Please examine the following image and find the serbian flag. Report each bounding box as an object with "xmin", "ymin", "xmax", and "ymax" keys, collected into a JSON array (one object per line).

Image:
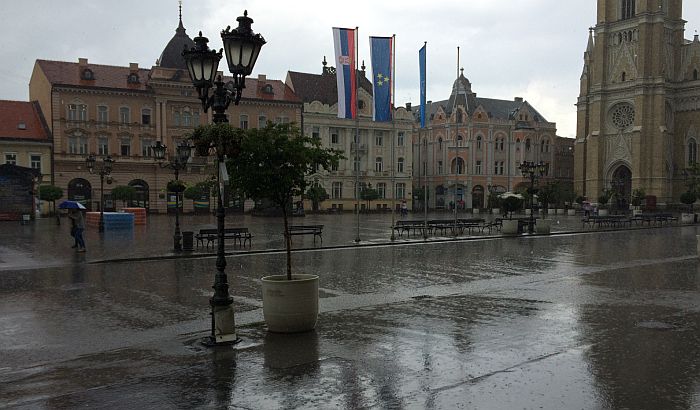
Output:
[
  {"xmin": 333, "ymin": 27, "xmax": 357, "ymax": 119},
  {"xmin": 419, "ymin": 43, "xmax": 427, "ymax": 128},
  {"xmin": 370, "ymin": 36, "xmax": 393, "ymax": 122}
]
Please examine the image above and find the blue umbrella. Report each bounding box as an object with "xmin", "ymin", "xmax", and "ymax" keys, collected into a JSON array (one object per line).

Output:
[{"xmin": 58, "ymin": 200, "xmax": 86, "ymax": 210}]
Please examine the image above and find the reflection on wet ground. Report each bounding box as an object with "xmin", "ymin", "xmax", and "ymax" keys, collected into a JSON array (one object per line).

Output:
[{"xmin": 0, "ymin": 215, "xmax": 699, "ymax": 408}]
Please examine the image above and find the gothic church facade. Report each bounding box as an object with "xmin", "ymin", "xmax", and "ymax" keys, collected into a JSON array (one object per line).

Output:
[{"xmin": 575, "ymin": 0, "xmax": 700, "ymax": 205}]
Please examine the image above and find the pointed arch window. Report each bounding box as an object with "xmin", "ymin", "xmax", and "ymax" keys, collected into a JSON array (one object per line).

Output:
[
  {"xmin": 621, "ymin": 0, "xmax": 635, "ymax": 20},
  {"xmin": 476, "ymin": 135, "xmax": 482, "ymax": 150},
  {"xmin": 689, "ymin": 138, "xmax": 698, "ymax": 165}
]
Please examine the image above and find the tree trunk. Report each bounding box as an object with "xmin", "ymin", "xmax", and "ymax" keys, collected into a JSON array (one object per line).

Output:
[{"xmin": 282, "ymin": 206, "xmax": 292, "ymax": 280}]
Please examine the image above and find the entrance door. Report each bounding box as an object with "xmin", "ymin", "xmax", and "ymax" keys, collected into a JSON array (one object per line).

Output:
[{"xmin": 611, "ymin": 165, "xmax": 632, "ymax": 213}]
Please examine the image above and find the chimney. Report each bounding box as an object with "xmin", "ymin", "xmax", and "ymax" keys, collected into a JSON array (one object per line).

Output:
[
  {"xmin": 129, "ymin": 63, "xmax": 139, "ymax": 72},
  {"xmin": 405, "ymin": 102, "xmax": 412, "ymax": 111},
  {"xmin": 514, "ymin": 97, "xmax": 523, "ymax": 102},
  {"xmin": 78, "ymin": 58, "xmax": 88, "ymax": 67},
  {"xmin": 258, "ymin": 74, "xmax": 266, "ymax": 82}
]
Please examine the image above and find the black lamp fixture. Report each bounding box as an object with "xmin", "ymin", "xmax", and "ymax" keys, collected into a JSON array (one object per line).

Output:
[
  {"xmin": 183, "ymin": 10, "xmax": 266, "ymax": 124},
  {"xmin": 182, "ymin": 10, "xmax": 264, "ymax": 346},
  {"xmin": 519, "ymin": 160, "xmax": 548, "ymax": 234},
  {"xmin": 153, "ymin": 140, "xmax": 192, "ymax": 252},
  {"xmin": 86, "ymin": 155, "xmax": 114, "ymax": 233}
]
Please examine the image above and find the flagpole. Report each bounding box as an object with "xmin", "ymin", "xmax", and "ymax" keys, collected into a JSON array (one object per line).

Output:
[
  {"xmin": 422, "ymin": 42, "xmax": 428, "ymax": 241},
  {"xmin": 390, "ymin": 34, "xmax": 396, "ymax": 241},
  {"xmin": 454, "ymin": 46, "xmax": 460, "ymax": 235},
  {"xmin": 354, "ymin": 26, "xmax": 361, "ymax": 243}
]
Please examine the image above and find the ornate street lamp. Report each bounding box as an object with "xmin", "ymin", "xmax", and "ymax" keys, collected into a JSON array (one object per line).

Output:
[
  {"xmin": 182, "ymin": 10, "xmax": 264, "ymax": 346},
  {"xmin": 153, "ymin": 140, "xmax": 192, "ymax": 252},
  {"xmin": 86, "ymin": 155, "xmax": 114, "ymax": 233},
  {"xmin": 519, "ymin": 161, "xmax": 548, "ymax": 234}
]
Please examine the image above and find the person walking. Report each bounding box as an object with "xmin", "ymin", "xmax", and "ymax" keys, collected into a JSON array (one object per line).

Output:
[
  {"xmin": 68, "ymin": 209, "xmax": 86, "ymax": 252},
  {"xmin": 69, "ymin": 216, "xmax": 78, "ymax": 248}
]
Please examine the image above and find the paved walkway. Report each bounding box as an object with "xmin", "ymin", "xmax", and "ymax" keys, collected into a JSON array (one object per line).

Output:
[{"xmin": 1, "ymin": 212, "xmax": 699, "ymax": 409}]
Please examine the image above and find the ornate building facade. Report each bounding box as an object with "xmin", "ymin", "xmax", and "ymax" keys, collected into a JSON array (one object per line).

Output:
[
  {"xmin": 286, "ymin": 61, "xmax": 414, "ymax": 212},
  {"xmin": 412, "ymin": 72, "xmax": 559, "ymax": 210},
  {"xmin": 28, "ymin": 13, "xmax": 301, "ymax": 213},
  {"xmin": 575, "ymin": 0, "xmax": 700, "ymax": 205}
]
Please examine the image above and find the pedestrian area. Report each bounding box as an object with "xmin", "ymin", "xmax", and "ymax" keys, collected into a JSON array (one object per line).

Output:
[{"xmin": 1, "ymin": 212, "xmax": 699, "ymax": 408}]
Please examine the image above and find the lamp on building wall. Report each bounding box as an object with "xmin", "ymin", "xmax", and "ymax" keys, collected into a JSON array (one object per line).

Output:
[
  {"xmin": 153, "ymin": 140, "xmax": 192, "ymax": 252},
  {"xmin": 182, "ymin": 10, "xmax": 264, "ymax": 346},
  {"xmin": 519, "ymin": 160, "xmax": 548, "ymax": 234},
  {"xmin": 85, "ymin": 155, "xmax": 114, "ymax": 233}
]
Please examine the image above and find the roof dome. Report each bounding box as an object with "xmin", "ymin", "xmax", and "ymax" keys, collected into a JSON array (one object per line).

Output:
[
  {"xmin": 158, "ymin": 13, "xmax": 194, "ymax": 70},
  {"xmin": 451, "ymin": 71, "xmax": 472, "ymax": 94}
]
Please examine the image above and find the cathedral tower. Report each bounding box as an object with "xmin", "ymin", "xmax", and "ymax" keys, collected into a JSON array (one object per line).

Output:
[{"xmin": 575, "ymin": 0, "xmax": 695, "ymax": 205}]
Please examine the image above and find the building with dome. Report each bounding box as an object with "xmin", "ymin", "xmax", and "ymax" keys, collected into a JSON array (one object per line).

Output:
[
  {"xmin": 412, "ymin": 70, "xmax": 562, "ymax": 210},
  {"xmin": 575, "ymin": 0, "xmax": 700, "ymax": 206},
  {"xmin": 28, "ymin": 8, "xmax": 301, "ymax": 213}
]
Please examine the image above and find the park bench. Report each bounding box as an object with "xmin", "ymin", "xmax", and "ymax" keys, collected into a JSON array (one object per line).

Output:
[
  {"xmin": 195, "ymin": 227, "xmax": 252, "ymax": 249},
  {"xmin": 480, "ymin": 218, "xmax": 503, "ymax": 234},
  {"xmin": 288, "ymin": 225, "xmax": 324, "ymax": 243},
  {"xmin": 631, "ymin": 213, "xmax": 678, "ymax": 227},
  {"xmin": 393, "ymin": 220, "xmax": 430, "ymax": 238},
  {"xmin": 582, "ymin": 215, "xmax": 632, "ymax": 229}
]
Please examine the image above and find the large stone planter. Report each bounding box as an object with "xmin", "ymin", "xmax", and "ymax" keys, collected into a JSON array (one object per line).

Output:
[
  {"xmin": 525, "ymin": 209, "xmax": 532, "ymax": 216},
  {"xmin": 502, "ymin": 219, "xmax": 520, "ymax": 235},
  {"xmin": 261, "ymin": 274, "xmax": 319, "ymax": 333},
  {"xmin": 472, "ymin": 208, "xmax": 480, "ymax": 214},
  {"xmin": 556, "ymin": 209, "xmax": 565, "ymax": 215},
  {"xmin": 536, "ymin": 219, "xmax": 551, "ymax": 234},
  {"xmin": 491, "ymin": 208, "xmax": 500, "ymax": 215},
  {"xmin": 681, "ymin": 213, "xmax": 694, "ymax": 224},
  {"xmin": 567, "ymin": 209, "xmax": 576, "ymax": 216},
  {"xmin": 632, "ymin": 209, "xmax": 642, "ymax": 216},
  {"xmin": 598, "ymin": 209, "xmax": 609, "ymax": 216}
]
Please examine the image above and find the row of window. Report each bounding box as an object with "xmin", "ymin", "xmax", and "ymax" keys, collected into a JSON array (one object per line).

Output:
[
  {"xmin": 331, "ymin": 182, "xmax": 406, "ymax": 199},
  {"xmin": 67, "ymin": 104, "xmax": 154, "ymax": 125},
  {"xmin": 325, "ymin": 129, "xmax": 407, "ymax": 147},
  {"xmin": 426, "ymin": 137, "xmax": 551, "ymax": 153},
  {"xmin": 66, "ymin": 135, "xmax": 158, "ymax": 157},
  {"xmin": 4, "ymin": 153, "xmax": 42, "ymax": 172},
  {"xmin": 426, "ymin": 158, "xmax": 545, "ymax": 177},
  {"xmin": 239, "ymin": 114, "xmax": 290, "ymax": 129}
]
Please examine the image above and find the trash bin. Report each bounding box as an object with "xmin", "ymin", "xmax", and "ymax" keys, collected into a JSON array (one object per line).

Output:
[
  {"xmin": 20, "ymin": 214, "xmax": 30, "ymax": 225},
  {"xmin": 182, "ymin": 231, "xmax": 194, "ymax": 251}
]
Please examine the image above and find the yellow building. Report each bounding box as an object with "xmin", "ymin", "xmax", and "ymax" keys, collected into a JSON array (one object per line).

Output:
[
  {"xmin": 575, "ymin": 0, "xmax": 700, "ymax": 206},
  {"xmin": 28, "ymin": 12, "xmax": 301, "ymax": 213},
  {"xmin": 0, "ymin": 100, "xmax": 52, "ymax": 217}
]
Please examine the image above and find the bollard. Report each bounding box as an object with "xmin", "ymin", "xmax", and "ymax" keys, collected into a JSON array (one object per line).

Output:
[{"xmin": 182, "ymin": 231, "xmax": 194, "ymax": 252}]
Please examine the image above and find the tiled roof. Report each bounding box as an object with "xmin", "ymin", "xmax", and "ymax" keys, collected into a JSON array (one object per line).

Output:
[
  {"xmin": 415, "ymin": 97, "xmax": 549, "ymax": 123},
  {"xmin": 36, "ymin": 60, "xmax": 151, "ymax": 92},
  {"xmin": 286, "ymin": 70, "xmax": 373, "ymax": 105},
  {"xmin": 232, "ymin": 77, "xmax": 302, "ymax": 103},
  {"xmin": 0, "ymin": 100, "xmax": 50, "ymax": 142}
]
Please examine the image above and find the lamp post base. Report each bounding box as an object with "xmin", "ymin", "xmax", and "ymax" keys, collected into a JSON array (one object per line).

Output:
[
  {"xmin": 202, "ymin": 304, "xmax": 240, "ymax": 346},
  {"xmin": 173, "ymin": 233, "xmax": 182, "ymax": 252}
]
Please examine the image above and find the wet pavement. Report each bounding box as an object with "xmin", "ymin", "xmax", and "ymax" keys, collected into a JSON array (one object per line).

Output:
[{"xmin": 1, "ymin": 212, "xmax": 699, "ymax": 409}]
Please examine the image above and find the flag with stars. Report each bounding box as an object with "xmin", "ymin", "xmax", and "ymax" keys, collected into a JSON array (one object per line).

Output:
[{"xmin": 370, "ymin": 36, "xmax": 393, "ymax": 122}]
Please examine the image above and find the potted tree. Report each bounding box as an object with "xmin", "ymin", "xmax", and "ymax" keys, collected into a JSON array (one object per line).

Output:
[
  {"xmin": 228, "ymin": 123, "xmax": 343, "ymax": 333},
  {"xmin": 305, "ymin": 185, "xmax": 329, "ymax": 212},
  {"xmin": 39, "ymin": 185, "xmax": 63, "ymax": 224},
  {"xmin": 680, "ymin": 191, "xmax": 696, "ymax": 224},
  {"xmin": 500, "ymin": 192, "xmax": 523, "ymax": 235},
  {"xmin": 487, "ymin": 192, "xmax": 502, "ymax": 215},
  {"xmin": 111, "ymin": 185, "xmax": 136, "ymax": 210}
]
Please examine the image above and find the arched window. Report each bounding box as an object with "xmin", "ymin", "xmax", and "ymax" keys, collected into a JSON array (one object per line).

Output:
[
  {"xmin": 457, "ymin": 135, "xmax": 464, "ymax": 147},
  {"xmin": 375, "ymin": 157, "xmax": 383, "ymax": 172},
  {"xmin": 525, "ymin": 138, "xmax": 531, "ymax": 151},
  {"xmin": 621, "ymin": 72, "xmax": 626, "ymax": 82},
  {"xmin": 694, "ymin": 69, "xmax": 698, "ymax": 81},
  {"xmin": 476, "ymin": 135, "xmax": 482, "ymax": 150},
  {"xmin": 397, "ymin": 157, "xmax": 405, "ymax": 173},
  {"xmin": 516, "ymin": 138, "xmax": 521, "ymax": 151},
  {"xmin": 689, "ymin": 139, "xmax": 698, "ymax": 165},
  {"xmin": 451, "ymin": 157, "xmax": 465, "ymax": 174},
  {"xmin": 541, "ymin": 139, "xmax": 550, "ymax": 153},
  {"xmin": 438, "ymin": 138, "xmax": 443, "ymax": 150}
]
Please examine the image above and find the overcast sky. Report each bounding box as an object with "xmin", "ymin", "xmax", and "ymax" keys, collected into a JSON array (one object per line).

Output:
[{"xmin": 2, "ymin": 1, "xmax": 699, "ymax": 139}]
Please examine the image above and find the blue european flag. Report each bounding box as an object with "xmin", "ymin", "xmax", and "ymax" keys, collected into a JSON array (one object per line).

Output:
[{"xmin": 370, "ymin": 36, "xmax": 393, "ymax": 122}]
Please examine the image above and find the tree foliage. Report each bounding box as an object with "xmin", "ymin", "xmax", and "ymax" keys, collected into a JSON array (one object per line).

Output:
[
  {"xmin": 305, "ymin": 185, "xmax": 328, "ymax": 211},
  {"xmin": 39, "ymin": 185, "xmax": 63, "ymax": 217},
  {"xmin": 225, "ymin": 123, "xmax": 343, "ymax": 279},
  {"xmin": 111, "ymin": 185, "xmax": 136, "ymax": 207}
]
